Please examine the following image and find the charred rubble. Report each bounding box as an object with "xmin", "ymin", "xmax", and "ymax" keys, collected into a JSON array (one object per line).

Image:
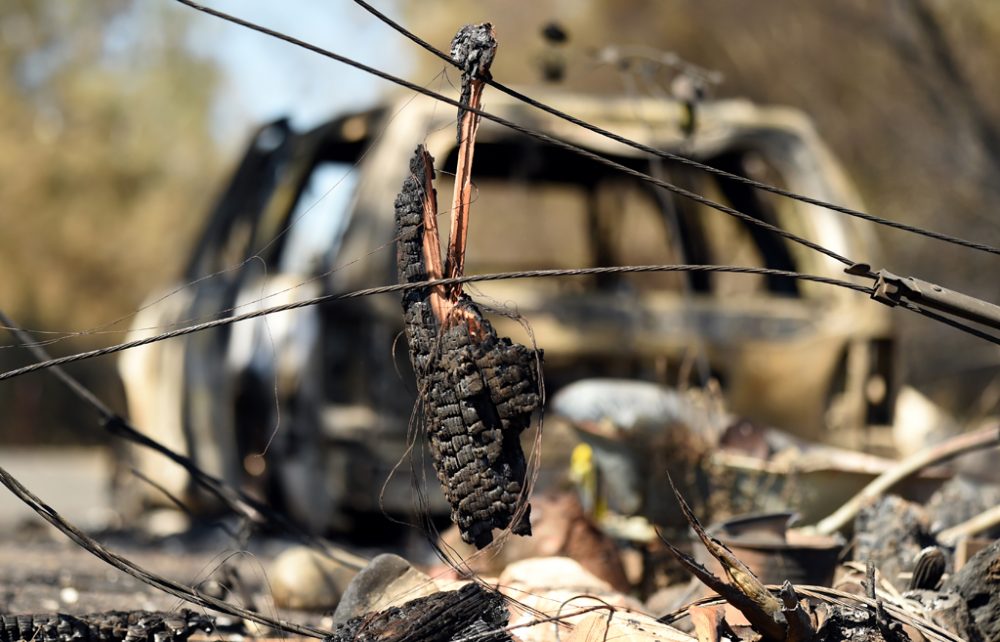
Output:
[{"xmin": 0, "ymin": 611, "xmax": 212, "ymax": 642}]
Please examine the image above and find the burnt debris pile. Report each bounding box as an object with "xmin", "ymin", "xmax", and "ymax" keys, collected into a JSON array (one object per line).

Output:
[
  {"xmin": 0, "ymin": 611, "xmax": 212, "ymax": 642},
  {"xmin": 327, "ymin": 583, "xmax": 511, "ymax": 642}
]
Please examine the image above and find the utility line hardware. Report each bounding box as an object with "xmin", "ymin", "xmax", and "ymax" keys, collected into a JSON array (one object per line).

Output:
[{"xmin": 849, "ymin": 264, "xmax": 1000, "ymax": 334}]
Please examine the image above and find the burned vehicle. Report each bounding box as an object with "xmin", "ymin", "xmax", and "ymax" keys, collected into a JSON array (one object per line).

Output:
[{"xmin": 117, "ymin": 89, "xmax": 895, "ymax": 532}]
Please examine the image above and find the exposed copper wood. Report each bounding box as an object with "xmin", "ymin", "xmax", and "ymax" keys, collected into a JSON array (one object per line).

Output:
[
  {"xmin": 444, "ymin": 23, "xmax": 496, "ymax": 302},
  {"xmin": 445, "ymin": 79, "xmax": 485, "ymax": 300},
  {"xmin": 416, "ymin": 152, "xmax": 451, "ymax": 322}
]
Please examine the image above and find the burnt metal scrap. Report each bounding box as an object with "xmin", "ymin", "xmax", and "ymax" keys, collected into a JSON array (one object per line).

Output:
[
  {"xmin": 396, "ymin": 147, "xmax": 541, "ymax": 548},
  {"xmin": 0, "ymin": 611, "xmax": 212, "ymax": 642}
]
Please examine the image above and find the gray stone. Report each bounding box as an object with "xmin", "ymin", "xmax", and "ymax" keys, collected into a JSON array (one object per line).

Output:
[{"xmin": 331, "ymin": 553, "xmax": 439, "ymax": 624}]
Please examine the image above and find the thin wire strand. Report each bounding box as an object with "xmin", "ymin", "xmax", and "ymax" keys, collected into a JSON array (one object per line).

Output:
[
  {"xmin": 0, "ymin": 465, "xmax": 331, "ymax": 639},
  {"xmin": 173, "ymin": 0, "xmax": 856, "ymax": 269},
  {"xmin": 897, "ymin": 299, "xmax": 1000, "ymax": 345},
  {"xmin": 0, "ymin": 308, "xmax": 370, "ymax": 570},
  {"xmin": 349, "ymin": 0, "xmax": 1000, "ymax": 259},
  {"xmin": 0, "ymin": 265, "xmax": 871, "ymax": 383},
  {"xmin": 0, "ymin": 69, "xmax": 442, "ymax": 351}
]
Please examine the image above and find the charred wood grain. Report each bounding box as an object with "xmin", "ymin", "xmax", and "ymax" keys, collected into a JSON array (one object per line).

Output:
[
  {"xmin": 327, "ymin": 583, "xmax": 510, "ymax": 642},
  {"xmin": 395, "ymin": 147, "xmax": 541, "ymax": 548},
  {"xmin": 0, "ymin": 610, "xmax": 212, "ymax": 642}
]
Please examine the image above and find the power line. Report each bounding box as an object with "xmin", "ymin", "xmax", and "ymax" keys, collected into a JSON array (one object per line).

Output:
[
  {"xmin": 349, "ymin": 0, "xmax": 1000, "ymax": 259},
  {"xmin": 0, "ymin": 265, "xmax": 872, "ymax": 382},
  {"xmin": 0, "ymin": 309, "xmax": 370, "ymax": 570},
  {"xmin": 897, "ymin": 299, "xmax": 1000, "ymax": 346},
  {"xmin": 173, "ymin": 0, "xmax": 857, "ymax": 269},
  {"xmin": 0, "ymin": 466, "xmax": 332, "ymax": 639}
]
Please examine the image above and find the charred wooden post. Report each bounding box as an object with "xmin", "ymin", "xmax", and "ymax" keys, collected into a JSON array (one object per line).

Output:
[
  {"xmin": 395, "ymin": 149, "xmax": 541, "ymax": 548},
  {"xmin": 0, "ymin": 611, "xmax": 212, "ymax": 642},
  {"xmin": 394, "ymin": 23, "xmax": 541, "ymax": 549}
]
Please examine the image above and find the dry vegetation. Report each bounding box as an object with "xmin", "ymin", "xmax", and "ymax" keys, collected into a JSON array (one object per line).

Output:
[{"xmin": 0, "ymin": 2, "xmax": 222, "ymax": 440}]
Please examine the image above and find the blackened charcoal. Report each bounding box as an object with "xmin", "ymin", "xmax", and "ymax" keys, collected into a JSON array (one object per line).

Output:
[
  {"xmin": 0, "ymin": 611, "xmax": 211, "ymax": 642},
  {"xmin": 395, "ymin": 146, "xmax": 542, "ymax": 548}
]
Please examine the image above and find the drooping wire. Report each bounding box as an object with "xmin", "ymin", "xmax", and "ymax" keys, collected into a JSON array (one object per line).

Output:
[
  {"xmin": 0, "ymin": 465, "xmax": 332, "ymax": 639},
  {"xmin": 349, "ymin": 0, "xmax": 1000, "ymax": 259},
  {"xmin": 897, "ymin": 299, "xmax": 1000, "ymax": 346},
  {"xmin": 0, "ymin": 308, "xmax": 370, "ymax": 570},
  {"xmin": 172, "ymin": 0, "xmax": 857, "ymax": 269},
  {"xmin": 0, "ymin": 265, "xmax": 873, "ymax": 383},
  {"xmin": 167, "ymin": 2, "xmax": 1000, "ymax": 351}
]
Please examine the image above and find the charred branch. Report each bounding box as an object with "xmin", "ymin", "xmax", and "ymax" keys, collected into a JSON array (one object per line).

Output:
[
  {"xmin": 393, "ymin": 23, "xmax": 542, "ymax": 549},
  {"xmin": 445, "ymin": 23, "xmax": 497, "ymax": 301},
  {"xmin": 659, "ymin": 478, "xmax": 790, "ymax": 641},
  {"xmin": 395, "ymin": 146, "xmax": 541, "ymax": 548}
]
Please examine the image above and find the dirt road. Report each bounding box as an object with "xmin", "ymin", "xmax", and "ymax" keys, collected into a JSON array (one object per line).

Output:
[{"xmin": 0, "ymin": 447, "xmax": 114, "ymax": 534}]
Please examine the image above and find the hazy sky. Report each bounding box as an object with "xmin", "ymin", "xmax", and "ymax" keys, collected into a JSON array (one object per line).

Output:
[{"xmin": 185, "ymin": 0, "xmax": 411, "ymax": 144}]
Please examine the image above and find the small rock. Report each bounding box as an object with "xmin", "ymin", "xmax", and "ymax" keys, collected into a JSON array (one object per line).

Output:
[
  {"xmin": 269, "ymin": 546, "xmax": 358, "ymax": 611},
  {"xmin": 143, "ymin": 508, "xmax": 190, "ymax": 537},
  {"xmin": 59, "ymin": 586, "xmax": 79, "ymax": 605},
  {"xmin": 331, "ymin": 553, "xmax": 440, "ymax": 624}
]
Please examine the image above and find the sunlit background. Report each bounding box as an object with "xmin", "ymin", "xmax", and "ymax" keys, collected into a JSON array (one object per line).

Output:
[{"xmin": 2, "ymin": 0, "xmax": 1000, "ymax": 447}]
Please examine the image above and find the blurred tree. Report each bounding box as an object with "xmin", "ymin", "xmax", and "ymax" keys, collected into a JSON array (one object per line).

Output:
[
  {"xmin": 403, "ymin": 0, "xmax": 1000, "ymax": 413},
  {"xmin": 0, "ymin": 1, "xmax": 222, "ymax": 442},
  {"xmin": 0, "ymin": 1, "xmax": 221, "ymax": 331}
]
